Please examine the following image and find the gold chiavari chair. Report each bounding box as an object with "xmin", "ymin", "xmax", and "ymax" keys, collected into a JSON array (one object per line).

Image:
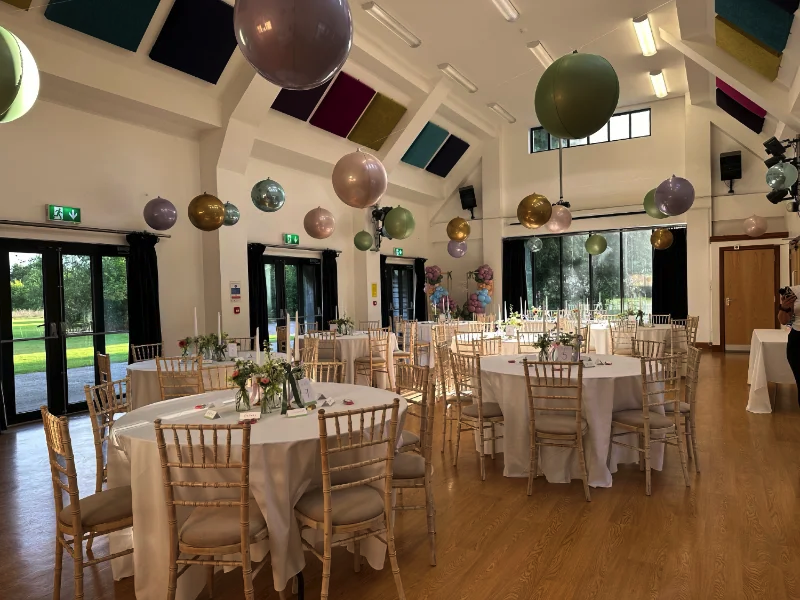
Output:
[
  {"xmin": 519, "ymin": 320, "xmax": 541, "ymax": 333},
  {"xmin": 610, "ymin": 319, "xmax": 637, "ymax": 356},
  {"xmin": 229, "ymin": 337, "xmax": 256, "ymax": 351},
  {"xmin": 462, "ymin": 321, "xmax": 489, "ymax": 333},
  {"xmin": 576, "ymin": 325, "xmax": 591, "ymax": 354},
  {"xmin": 96, "ymin": 352, "xmax": 111, "ymax": 382},
  {"xmin": 294, "ymin": 400, "xmax": 405, "ymax": 600},
  {"xmin": 131, "ymin": 342, "xmax": 162, "ymax": 363},
  {"xmin": 395, "ymin": 363, "xmax": 429, "ymax": 453},
  {"xmin": 451, "ymin": 352, "xmax": 504, "ymax": 480},
  {"xmin": 522, "ymin": 360, "xmax": 590, "ymax": 501},
  {"xmin": 478, "ymin": 334, "xmax": 503, "ymax": 356},
  {"xmin": 302, "ymin": 322, "xmax": 319, "ymax": 335},
  {"xmin": 394, "ymin": 320, "xmax": 417, "ymax": 366},
  {"xmin": 665, "ymin": 346, "xmax": 701, "ymax": 471},
  {"xmin": 359, "ymin": 320, "xmax": 380, "ymax": 330},
  {"xmin": 609, "ymin": 355, "xmax": 691, "ymax": 495},
  {"xmin": 303, "ymin": 361, "xmax": 346, "ymax": 383},
  {"xmin": 453, "ymin": 333, "xmax": 476, "ymax": 355},
  {"xmin": 649, "ymin": 314, "xmax": 672, "ymax": 325},
  {"xmin": 669, "ymin": 319, "xmax": 690, "ymax": 371},
  {"xmin": 517, "ymin": 331, "xmax": 539, "ymax": 353},
  {"xmin": 155, "ymin": 356, "xmax": 203, "ymax": 401},
  {"xmin": 42, "ymin": 407, "xmax": 133, "ymax": 600},
  {"xmin": 393, "ymin": 315, "xmax": 406, "ymax": 335},
  {"xmin": 687, "ymin": 315, "xmax": 700, "ymax": 346},
  {"xmin": 392, "ymin": 368, "xmax": 437, "ymax": 566},
  {"xmin": 354, "ymin": 327, "xmax": 392, "ymax": 388},
  {"xmin": 84, "ymin": 378, "xmax": 130, "ymax": 494},
  {"xmin": 301, "ymin": 335, "xmax": 320, "ymax": 363},
  {"xmin": 312, "ymin": 330, "xmax": 338, "ymax": 362},
  {"xmin": 276, "ymin": 326, "xmax": 288, "ymax": 353},
  {"xmin": 632, "ymin": 338, "xmax": 665, "ymax": 358},
  {"xmin": 435, "ymin": 342, "xmax": 468, "ymax": 452},
  {"xmin": 154, "ymin": 420, "xmax": 268, "ymax": 600},
  {"xmin": 201, "ymin": 364, "xmax": 236, "ymax": 391}
]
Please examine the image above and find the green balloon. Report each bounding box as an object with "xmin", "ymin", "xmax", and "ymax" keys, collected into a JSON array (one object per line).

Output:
[
  {"xmin": 0, "ymin": 27, "xmax": 22, "ymax": 117},
  {"xmin": 535, "ymin": 53, "xmax": 620, "ymax": 140},
  {"xmin": 585, "ymin": 234, "xmax": 608, "ymax": 255},
  {"xmin": 354, "ymin": 230, "xmax": 373, "ymax": 251},
  {"xmin": 384, "ymin": 207, "xmax": 415, "ymax": 240},
  {"xmin": 643, "ymin": 188, "xmax": 668, "ymax": 219}
]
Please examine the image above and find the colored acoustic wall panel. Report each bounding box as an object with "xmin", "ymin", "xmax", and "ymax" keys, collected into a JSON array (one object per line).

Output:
[
  {"xmin": 766, "ymin": 0, "xmax": 800, "ymax": 12},
  {"xmin": 1, "ymin": 0, "xmax": 33, "ymax": 9},
  {"xmin": 149, "ymin": 0, "xmax": 237, "ymax": 84},
  {"xmin": 426, "ymin": 135, "xmax": 470, "ymax": 178},
  {"xmin": 45, "ymin": 0, "xmax": 160, "ymax": 52},
  {"xmin": 347, "ymin": 94, "xmax": 407, "ymax": 151},
  {"xmin": 271, "ymin": 82, "xmax": 332, "ymax": 121},
  {"xmin": 715, "ymin": 0, "xmax": 793, "ymax": 52},
  {"xmin": 401, "ymin": 122, "xmax": 449, "ymax": 168},
  {"xmin": 309, "ymin": 72, "xmax": 375, "ymax": 138},
  {"xmin": 715, "ymin": 78, "xmax": 767, "ymax": 117},
  {"xmin": 715, "ymin": 17, "xmax": 782, "ymax": 81},
  {"xmin": 716, "ymin": 88, "xmax": 765, "ymax": 133}
]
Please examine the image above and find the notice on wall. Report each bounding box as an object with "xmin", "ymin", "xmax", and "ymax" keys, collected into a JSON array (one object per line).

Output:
[
  {"xmin": 371, "ymin": 283, "xmax": 378, "ymax": 298},
  {"xmin": 230, "ymin": 281, "xmax": 241, "ymax": 303}
]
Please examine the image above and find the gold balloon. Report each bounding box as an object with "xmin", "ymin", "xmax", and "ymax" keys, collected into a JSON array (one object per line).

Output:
[
  {"xmin": 188, "ymin": 193, "xmax": 225, "ymax": 232},
  {"xmin": 651, "ymin": 228, "xmax": 674, "ymax": 250},
  {"xmin": 446, "ymin": 217, "xmax": 471, "ymax": 241},
  {"xmin": 517, "ymin": 194, "xmax": 552, "ymax": 229}
]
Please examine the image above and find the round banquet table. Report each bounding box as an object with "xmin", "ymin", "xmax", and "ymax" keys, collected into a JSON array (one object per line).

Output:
[
  {"xmin": 298, "ymin": 332, "xmax": 397, "ymax": 387},
  {"xmin": 107, "ymin": 382, "xmax": 407, "ymax": 598},
  {"xmin": 590, "ymin": 323, "xmax": 674, "ymax": 354},
  {"xmin": 479, "ymin": 354, "xmax": 665, "ymax": 488}
]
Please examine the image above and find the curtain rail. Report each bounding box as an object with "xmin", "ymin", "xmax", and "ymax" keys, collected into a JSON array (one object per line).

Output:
[
  {"xmin": 0, "ymin": 220, "xmax": 171, "ymax": 238},
  {"xmin": 260, "ymin": 243, "xmax": 340, "ymax": 256}
]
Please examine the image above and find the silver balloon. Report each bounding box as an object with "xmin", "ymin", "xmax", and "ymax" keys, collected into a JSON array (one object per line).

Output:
[
  {"xmin": 447, "ymin": 240, "xmax": 467, "ymax": 258},
  {"xmin": 525, "ymin": 237, "xmax": 543, "ymax": 253},
  {"xmin": 143, "ymin": 197, "xmax": 177, "ymax": 231},
  {"xmin": 654, "ymin": 175, "xmax": 695, "ymax": 216},
  {"xmin": 234, "ymin": 0, "xmax": 352, "ymax": 90},
  {"xmin": 545, "ymin": 204, "xmax": 572, "ymax": 233},
  {"xmin": 766, "ymin": 162, "xmax": 799, "ymax": 190},
  {"xmin": 743, "ymin": 214, "xmax": 768, "ymax": 237},
  {"xmin": 223, "ymin": 202, "xmax": 240, "ymax": 226},
  {"xmin": 332, "ymin": 150, "xmax": 388, "ymax": 208},
  {"xmin": 303, "ymin": 207, "xmax": 336, "ymax": 239},
  {"xmin": 251, "ymin": 179, "xmax": 286, "ymax": 212}
]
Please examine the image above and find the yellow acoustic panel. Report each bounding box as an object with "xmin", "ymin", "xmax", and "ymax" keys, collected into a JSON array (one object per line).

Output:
[
  {"xmin": 716, "ymin": 16, "xmax": 781, "ymax": 81},
  {"xmin": 347, "ymin": 93, "xmax": 407, "ymax": 151},
  {"xmin": 1, "ymin": 0, "xmax": 33, "ymax": 8}
]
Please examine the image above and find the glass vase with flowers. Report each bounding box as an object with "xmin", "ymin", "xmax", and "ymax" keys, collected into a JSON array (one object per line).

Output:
[{"xmin": 229, "ymin": 359, "xmax": 257, "ymax": 412}]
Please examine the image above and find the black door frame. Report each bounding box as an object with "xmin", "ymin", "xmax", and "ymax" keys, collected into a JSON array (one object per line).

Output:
[
  {"xmin": 262, "ymin": 255, "xmax": 323, "ymax": 332},
  {"xmin": 384, "ymin": 263, "xmax": 415, "ymax": 320}
]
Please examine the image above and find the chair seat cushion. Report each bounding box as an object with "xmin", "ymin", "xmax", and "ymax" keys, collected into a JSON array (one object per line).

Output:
[
  {"xmin": 664, "ymin": 401, "xmax": 691, "ymax": 414},
  {"xmin": 393, "ymin": 453, "xmax": 425, "ymax": 479},
  {"xmin": 295, "ymin": 486, "xmax": 384, "ymax": 526},
  {"xmin": 399, "ymin": 430, "xmax": 419, "ymax": 448},
  {"xmin": 179, "ymin": 505, "xmax": 267, "ymax": 548},
  {"xmin": 354, "ymin": 356, "xmax": 387, "ymax": 364},
  {"xmin": 611, "ymin": 410, "xmax": 674, "ymax": 429},
  {"xmin": 59, "ymin": 485, "xmax": 133, "ymax": 529},
  {"xmin": 394, "ymin": 351, "xmax": 412, "ymax": 357},
  {"xmin": 462, "ymin": 402, "xmax": 503, "ymax": 419},
  {"xmin": 534, "ymin": 414, "xmax": 588, "ymax": 435}
]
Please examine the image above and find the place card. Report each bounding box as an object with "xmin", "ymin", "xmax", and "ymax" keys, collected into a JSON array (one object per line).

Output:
[
  {"xmin": 227, "ymin": 343, "xmax": 238, "ymax": 358},
  {"xmin": 204, "ymin": 410, "xmax": 220, "ymax": 420},
  {"xmin": 239, "ymin": 411, "xmax": 262, "ymax": 421},
  {"xmin": 582, "ymin": 357, "xmax": 596, "ymax": 368},
  {"xmin": 298, "ymin": 378, "xmax": 314, "ymax": 405},
  {"xmin": 320, "ymin": 397, "xmax": 336, "ymax": 407},
  {"xmin": 287, "ymin": 408, "xmax": 307, "ymax": 418}
]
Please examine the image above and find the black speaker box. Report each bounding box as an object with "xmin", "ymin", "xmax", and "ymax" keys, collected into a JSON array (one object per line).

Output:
[
  {"xmin": 720, "ymin": 151, "xmax": 742, "ymax": 181},
  {"xmin": 459, "ymin": 186, "xmax": 477, "ymax": 210}
]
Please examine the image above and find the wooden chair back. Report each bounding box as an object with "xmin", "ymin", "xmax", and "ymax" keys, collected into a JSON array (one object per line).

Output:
[
  {"xmin": 649, "ymin": 314, "xmax": 671, "ymax": 325},
  {"xmin": 41, "ymin": 407, "xmax": 81, "ymax": 534},
  {"xmin": 393, "ymin": 315, "xmax": 406, "ymax": 335},
  {"xmin": 450, "ymin": 352, "xmax": 486, "ymax": 416},
  {"xmin": 131, "ymin": 342, "xmax": 162, "ymax": 363},
  {"xmin": 395, "ymin": 364, "xmax": 430, "ymax": 443},
  {"xmin": 576, "ymin": 325, "xmax": 590, "ymax": 353},
  {"xmin": 97, "ymin": 352, "xmax": 112, "ymax": 382},
  {"xmin": 302, "ymin": 322, "xmax": 319, "ymax": 335},
  {"xmin": 229, "ymin": 337, "xmax": 256, "ymax": 351},
  {"xmin": 669, "ymin": 320, "xmax": 690, "ymax": 363},
  {"xmin": 397, "ymin": 320, "xmax": 418, "ymax": 357},
  {"xmin": 640, "ymin": 355, "xmax": 682, "ymax": 416},
  {"xmin": 686, "ymin": 316, "xmax": 700, "ymax": 346},
  {"xmin": 156, "ymin": 356, "xmax": 203, "ymax": 400},
  {"xmin": 632, "ymin": 338, "xmax": 665, "ymax": 358},
  {"xmin": 462, "ymin": 321, "xmax": 490, "ymax": 333},
  {"xmin": 368, "ymin": 328, "xmax": 391, "ymax": 359},
  {"xmin": 434, "ymin": 342, "xmax": 456, "ymax": 402},
  {"xmin": 360, "ymin": 320, "xmax": 380, "ymax": 331},
  {"xmin": 201, "ymin": 364, "xmax": 236, "ymax": 392},
  {"xmin": 519, "ymin": 320, "xmax": 542, "ymax": 333},
  {"xmin": 685, "ymin": 347, "xmax": 701, "ymax": 408},
  {"xmin": 521, "ymin": 360, "xmax": 584, "ymax": 432},
  {"xmin": 610, "ymin": 321, "xmax": 637, "ymax": 356},
  {"xmin": 303, "ymin": 361, "xmax": 346, "ymax": 383},
  {"xmin": 301, "ymin": 336, "xmax": 320, "ymax": 363},
  {"xmin": 432, "ymin": 323, "xmax": 459, "ymax": 346},
  {"xmin": 478, "ymin": 335, "xmax": 502, "ymax": 356},
  {"xmin": 276, "ymin": 326, "xmax": 288, "ymax": 353},
  {"xmin": 85, "ymin": 378, "xmax": 130, "ymax": 493},
  {"xmin": 517, "ymin": 331, "xmax": 539, "ymax": 353},
  {"xmin": 311, "ymin": 330, "xmax": 337, "ymax": 361}
]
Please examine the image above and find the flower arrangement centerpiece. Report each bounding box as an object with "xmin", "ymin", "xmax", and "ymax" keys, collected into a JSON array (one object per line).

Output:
[
  {"xmin": 229, "ymin": 359, "xmax": 258, "ymax": 412},
  {"xmin": 505, "ymin": 311, "xmax": 522, "ymax": 337},
  {"xmin": 281, "ymin": 361, "xmax": 306, "ymax": 415},
  {"xmin": 536, "ymin": 333, "xmax": 553, "ymax": 362},
  {"xmin": 212, "ymin": 332, "xmax": 229, "ymax": 362},
  {"xmin": 257, "ymin": 351, "xmax": 287, "ymax": 414},
  {"xmin": 179, "ymin": 336, "xmax": 196, "ymax": 358},
  {"xmin": 556, "ymin": 331, "xmax": 581, "ymax": 361},
  {"xmin": 330, "ymin": 314, "xmax": 354, "ymax": 336},
  {"xmin": 636, "ymin": 309, "xmax": 645, "ymax": 327}
]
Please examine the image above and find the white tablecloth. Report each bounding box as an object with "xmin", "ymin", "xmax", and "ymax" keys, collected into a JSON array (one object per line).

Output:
[
  {"xmin": 590, "ymin": 323, "xmax": 673, "ymax": 354},
  {"xmin": 479, "ymin": 354, "xmax": 665, "ymax": 488},
  {"xmin": 299, "ymin": 333, "xmax": 397, "ymax": 387},
  {"xmin": 108, "ymin": 383, "xmax": 407, "ymax": 598},
  {"xmin": 747, "ymin": 329, "xmax": 794, "ymax": 413}
]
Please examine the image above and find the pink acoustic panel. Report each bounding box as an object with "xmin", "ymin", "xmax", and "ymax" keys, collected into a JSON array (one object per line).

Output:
[
  {"xmin": 309, "ymin": 72, "xmax": 375, "ymax": 138},
  {"xmin": 716, "ymin": 78, "xmax": 767, "ymax": 117}
]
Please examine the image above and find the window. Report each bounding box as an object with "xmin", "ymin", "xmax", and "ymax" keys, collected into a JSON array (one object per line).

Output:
[
  {"xmin": 387, "ymin": 264, "xmax": 414, "ymax": 320},
  {"xmin": 623, "ymin": 229, "xmax": 654, "ymax": 313},
  {"xmin": 533, "ymin": 237, "xmax": 561, "ymax": 310},
  {"xmin": 528, "ymin": 109, "xmax": 651, "ymax": 153}
]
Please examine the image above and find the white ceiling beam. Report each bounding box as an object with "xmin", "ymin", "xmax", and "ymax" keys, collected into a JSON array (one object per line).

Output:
[
  {"xmin": 684, "ymin": 56, "xmax": 713, "ymax": 106},
  {"xmin": 787, "ymin": 66, "xmax": 800, "ymax": 114},
  {"xmin": 675, "ymin": 0, "xmax": 712, "ymax": 40},
  {"xmin": 698, "ymin": 102, "xmax": 766, "ymax": 158}
]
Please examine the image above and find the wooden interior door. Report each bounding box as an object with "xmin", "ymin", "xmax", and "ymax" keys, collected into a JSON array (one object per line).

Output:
[{"xmin": 722, "ymin": 246, "xmax": 778, "ymax": 350}]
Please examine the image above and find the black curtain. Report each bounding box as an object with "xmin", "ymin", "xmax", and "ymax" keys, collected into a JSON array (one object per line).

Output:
[
  {"xmin": 126, "ymin": 233, "xmax": 162, "ymax": 362},
  {"xmin": 502, "ymin": 238, "xmax": 526, "ymax": 313},
  {"xmin": 652, "ymin": 228, "xmax": 688, "ymax": 319},
  {"xmin": 321, "ymin": 250, "xmax": 339, "ymax": 327},
  {"xmin": 380, "ymin": 254, "xmax": 391, "ymax": 328},
  {"xmin": 247, "ymin": 243, "xmax": 269, "ymax": 339},
  {"xmin": 413, "ymin": 257, "xmax": 427, "ymax": 321}
]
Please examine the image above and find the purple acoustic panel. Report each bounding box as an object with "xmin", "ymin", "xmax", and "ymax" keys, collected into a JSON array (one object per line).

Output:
[
  {"xmin": 309, "ymin": 72, "xmax": 375, "ymax": 138},
  {"xmin": 716, "ymin": 78, "xmax": 766, "ymax": 117},
  {"xmin": 271, "ymin": 81, "xmax": 332, "ymax": 121}
]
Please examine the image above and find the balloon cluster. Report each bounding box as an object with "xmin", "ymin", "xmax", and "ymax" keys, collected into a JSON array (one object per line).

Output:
[
  {"xmin": 430, "ymin": 285, "xmax": 449, "ymax": 307},
  {"xmin": 467, "ymin": 288, "xmax": 491, "ymax": 314},
  {"xmin": 424, "ymin": 265, "xmax": 443, "ymax": 285},
  {"xmin": 475, "ymin": 264, "xmax": 494, "ymax": 283}
]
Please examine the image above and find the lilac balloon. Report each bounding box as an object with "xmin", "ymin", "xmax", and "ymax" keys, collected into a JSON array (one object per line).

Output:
[
  {"xmin": 545, "ymin": 204, "xmax": 572, "ymax": 233},
  {"xmin": 654, "ymin": 175, "xmax": 695, "ymax": 216},
  {"xmin": 143, "ymin": 197, "xmax": 177, "ymax": 231},
  {"xmin": 447, "ymin": 240, "xmax": 467, "ymax": 258},
  {"xmin": 234, "ymin": 0, "xmax": 353, "ymax": 90},
  {"xmin": 743, "ymin": 214, "xmax": 767, "ymax": 237}
]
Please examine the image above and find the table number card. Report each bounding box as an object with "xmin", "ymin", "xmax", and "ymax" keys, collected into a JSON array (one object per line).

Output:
[
  {"xmin": 239, "ymin": 411, "xmax": 262, "ymax": 421},
  {"xmin": 204, "ymin": 410, "xmax": 220, "ymax": 420},
  {"xmin": 227, "ymin": 343, "xmax": 238, "ymax": 358},
  {"xmin": 555, "ymin": 346, "xmax": 573, "ymax": 362},
  {"xmin": 298, "ymin": 378, "xmax": 314, "ymax": 406}
]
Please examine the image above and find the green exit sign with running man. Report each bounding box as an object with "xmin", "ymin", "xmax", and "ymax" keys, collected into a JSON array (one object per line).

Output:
[
  {"xmin": 283, "ymin": 233, "xmax": 300, "ymax": 245},
  {"xmin": 47, "ymin": 204, "xmax": 81, "ymax": 224},
  {"xmin": 394, "ymin": 248, "xmax": 404, "ymax": 256}
]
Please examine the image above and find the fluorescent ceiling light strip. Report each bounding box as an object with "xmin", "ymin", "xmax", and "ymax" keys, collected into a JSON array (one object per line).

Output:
[
  {"xmin": 527, "ymin": 41, "xmax": 553, "ymax": 68},
  {"xmin": 650, "ymin": 70, "xmax": 668, "ymax": 98},
  {"xmin": 633, "ymin": 15, "xmax": 657, "ymax": 57},
  {"xmin": 362, "ymin": 2, "xmax": 421, "ymax": 48},
  {"xmin": 491, "ymin": 0, "xmax": 519, "ymax": 22},
  {"xmin": 438, "ymin": 63, "xmax": 478, "ymax": 93},
  {"xmin": 487, "ymin": 102, "xmax": 516, "ymax": 123}
]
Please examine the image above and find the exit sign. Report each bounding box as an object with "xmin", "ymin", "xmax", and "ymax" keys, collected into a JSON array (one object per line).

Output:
[
  {"xmin": 47, "ymin": 204, "xmax": 81, "ymax": 224},
  {"xmin": 283, "ymin": 233, "xmax": 299, "ymax": 245},
  {"xmin": 394, "ymin": 248, "xmax": 404, "ymax": 256}
]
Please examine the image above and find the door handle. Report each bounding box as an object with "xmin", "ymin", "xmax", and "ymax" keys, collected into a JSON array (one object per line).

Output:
[
  {"xmin": 49, "ymin": 322, "xmax": 58, "ymax": 337},
  {"xmin": 726, "ymin": 298, "xmax": 731, "ymax": 306}
]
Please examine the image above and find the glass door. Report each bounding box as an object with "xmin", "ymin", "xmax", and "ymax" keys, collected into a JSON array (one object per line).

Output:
[
  {"xmin": 263, "ymin": 256, "xmax": 322, "ymax": 351},
  {"xmin": 387, "ymin": 264, "xmax": 415, "ymax": 321}
]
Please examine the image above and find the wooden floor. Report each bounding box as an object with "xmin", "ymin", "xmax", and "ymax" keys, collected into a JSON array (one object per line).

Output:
[{"xmin": 4, "ymin": 352, "xmax": 800, "ymax": 599}]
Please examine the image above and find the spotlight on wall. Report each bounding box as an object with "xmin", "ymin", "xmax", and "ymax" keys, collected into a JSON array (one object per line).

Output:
[
  {"xmin": 764, "ymin": 136, "xmax": 788, "ymax": 157},
  {"xmin": 765, "ymin": 155, "xmax": 784, "ymax": 168},
  {"xmin": 786, "ymin": 200, "xmax": 799, "ymax": 213},
  {"xmin": 767, "ymin": 188, "xmax": 790, "ymax": 204}
]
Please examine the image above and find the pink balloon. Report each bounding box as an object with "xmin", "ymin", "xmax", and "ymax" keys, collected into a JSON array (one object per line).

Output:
[
  {"xmin": 332, "ymin": 151, "xmax": 388, "ymax": 208},
  {"xmin": 545, "ymin": 204, "xmax": 572, "ymax": 233},
  {"xmin": 303, "ymin": 207, "xmax": 336, "ymax": 239},
  {"xmin": 743, "ymin": 214, "xmax": 767, "ymax": 237},
  {"xmin": 470, "ymin": 293, "xmax": 478, "ymax": 301}
]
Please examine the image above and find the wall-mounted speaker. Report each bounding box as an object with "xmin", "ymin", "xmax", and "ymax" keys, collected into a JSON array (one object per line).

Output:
[
  {"xmin": 720, "ymin": 151, "xmax": 743, "ymax": 181},
  {"xmin": 459, "ymin": 186, "xmax": 477, "ymax": 220}
]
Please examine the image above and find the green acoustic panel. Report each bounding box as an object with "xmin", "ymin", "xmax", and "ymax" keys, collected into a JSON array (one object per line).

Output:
[
  {"xmin": 716, "ymin": 16, "xmax": 782, "ymax": 81},
  {"xmin": 401, "ymin": 122, "xmax": 449, "ymax": 169},
  {"xmin": 45, "ymin": 0, "xmax": 160, "ymax": 52},
  {"xmin": 716, "ymin": 0, "xmax": 793, "ymax": 53},
  {"xmin": 347, "ymin": 93, "xmax": 407, "ymax": 151},
  {"xmin": 1, "ymin": 0, "xmax": 33, "ymax": 9}
]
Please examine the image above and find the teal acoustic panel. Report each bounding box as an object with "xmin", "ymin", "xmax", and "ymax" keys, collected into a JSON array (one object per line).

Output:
[
  {"xmin": 402, "ymin": 122, "xmax": 449, "ymax": 169},
  {"xmin": 45, "ymin": 0, "xmax": 160, "ymax": 52},
  {"xmin": 715, "ymin": 0, "xmax": 794, "ymax": 52}
]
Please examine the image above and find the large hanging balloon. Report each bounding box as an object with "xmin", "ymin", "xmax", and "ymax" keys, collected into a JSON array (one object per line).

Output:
[
  {"xmin": 535, "ymin": 53, "xmax": 620, "ymax": 140},
  {"xmin": 743, "ymin": 215, "xmax": 768, "ymax": 237},
  {"xmin": 304, "ymin": 207, "xmax": 335, "ymax": 239},
  {"xmin": 251, "ymin": 179, "xmax": 286, "ymax": 212},
  {"xmin": 766, "ymin": 162, "xmax": 798, "ymax": 190},
  {"xmin": 234, "ymin": 0, "xmax": 352, "ymax": 90},
  {"xmin": 650, "ymin": 228, "xmax": 673, "ymax": 250},
  {"xmin": 446, "ymin": 217, "xmax": 471, "ymax": 242},
  {"xmin": 354, "ymin": 230, "xmax": 373, "ymax": 251},
  {"xmin": 0, "ymin": 27, "xmax": 38, "ymax": 124},
  {"xmin": 447, "ymin": 240, "xmax": 467, "ymax": 258},
  {"xmin": 223, "ymin": 202, "xmax": 240, "ymax": 226},
  {"xmin": 545, "ymin": 204, "xmax": 572, "ymax": 233},
  {"xmin": 525, "ymin": 237, "xmax": 543, "ymax": 253},
  {"xmin": 332, "ymin": 150, "xmax": 387, "ymax": 208},
  {"xmin": 143, "ymin": 197, "xmax": 177, "ymax": 231},
  {"xmin": 188, "ymin": 193, "xmax": 225, "ymax": 232},
  {"xmin": 384, "ymin": 207, "xmax": 415, "ymax": 240},
  {"xmin": 517, "ymin": 194, "xmax": 552, "ymax": 229},
  {"xmin": 654, "ymin": 175, "xmax": 695, "ymax": 216},
  {"xmin": 585, "ymin": 234, "xmax": 608, "ymax": 255},
  {"xmin": 643, "ymin": 188, "xmax": 668, "ymax": 219}
]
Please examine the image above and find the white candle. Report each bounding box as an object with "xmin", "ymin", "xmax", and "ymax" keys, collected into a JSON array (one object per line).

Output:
[
  {"xmin": 504, "ymin": 302, "xmax": 508, "ymax": 322},
  {"xmin": 256, "ymin": 327, "xmax": 260, "ymax": 364},
  {"xmin": 498, "ymin": 305, "xmax": 501, "ymax": 323},
  {"xmin": 193, "ymin": 307, "xmax": 198, "ymax": 339},
  {"xmin": 217, "ymin": 312, "xmax": 221, "ymax": 341},
  {"xmin": 545, "ymin": 296, "xmax": 548, "ymax": 312}
]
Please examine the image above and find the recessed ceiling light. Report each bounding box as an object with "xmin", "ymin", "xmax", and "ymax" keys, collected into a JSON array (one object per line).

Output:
[
  {"xmin": 438, "ymin": 63, "xmax": 478, "ymax": 93},
  {"xmin": 362, "ymin": 2, "xmax": 421, "ymax": 48},
  {"xmin": 633, "ymin": 15, "xmax": 657, "ymax": 57},
  {"xmin": 649, "ymin": 70, "xmax": 668, "ymax": 98},
  {"xmin": 527, "ymin": 41, "xmax": 553, "ymax": 68},
  {"xmin": 491, "ymin": 0, "xmax": 519, "ymax": 22},
  {"xmin": 487, "ymin": 103, "xmax": 516, "ymax": 123}
]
